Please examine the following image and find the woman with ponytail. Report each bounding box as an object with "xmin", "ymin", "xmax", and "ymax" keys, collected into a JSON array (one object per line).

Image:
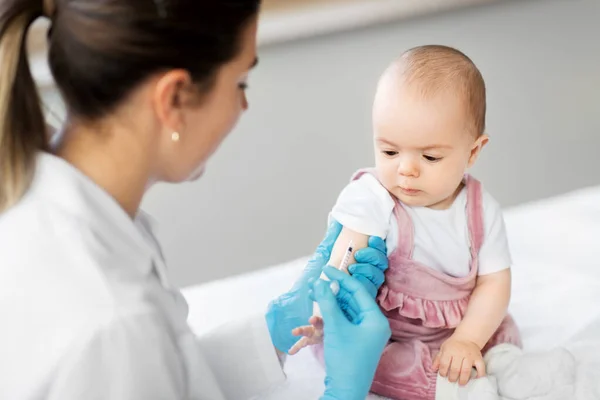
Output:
[{"xmin": 0, "ymin": 0, "xmax": 392, "ymax": 399}]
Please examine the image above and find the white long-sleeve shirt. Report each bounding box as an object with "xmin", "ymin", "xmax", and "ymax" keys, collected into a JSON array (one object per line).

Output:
[{"xmin": 0, "ymin": 152, "xmax": 285, "ymax": 400}]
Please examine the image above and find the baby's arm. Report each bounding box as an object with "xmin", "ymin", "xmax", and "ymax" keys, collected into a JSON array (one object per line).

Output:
[
  {"xmin": 433, "ymin": 268, "xmax": 511, "ymax": 385},
  {"xmin": 325, "ymin": 227, "xmax": 369, "ymax": 274},
  {"xmin": 324, "ymin": 173, "xmax": 392, "ymax": 274},
  {"xmin": 289, "ymin": 173, "xmax": 392, "ymax": 355},
  {"xmin": 434, "ymin": 191, "xmax": 512, "ymax": 384},
  {"xmin": 453, "ymin": 268, "xmax": 511, "ymax": 349},
  {"xmin": 456, "ymin": 191, "xmax": 513, "ymax": 348},
  {"xmin": 318, "ymin": 228, "xmax": 370, "ymax": 316}
]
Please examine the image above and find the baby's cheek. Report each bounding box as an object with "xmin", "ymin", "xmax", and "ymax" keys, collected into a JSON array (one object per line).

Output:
[
  {"xmin": 434, "ymin": 164, "xmax": 464, "ymax": 191},
  {"xmin": 376, "ymin": 168, "xmax": 396, "ymax": 190}
]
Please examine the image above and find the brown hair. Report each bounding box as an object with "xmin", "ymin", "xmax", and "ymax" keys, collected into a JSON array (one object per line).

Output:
[
  {"xmin": 396, "ymin": 45, "xmax": 486, "ymax": 137},
  {"xmin": 0, "ymin": 0, "xmax": 261, "ymax": 212}
]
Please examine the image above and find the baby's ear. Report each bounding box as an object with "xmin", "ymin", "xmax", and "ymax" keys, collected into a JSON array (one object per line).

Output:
[{"xmin": 467, "ymin": 134, "xmax": 489, "ymax": 168}]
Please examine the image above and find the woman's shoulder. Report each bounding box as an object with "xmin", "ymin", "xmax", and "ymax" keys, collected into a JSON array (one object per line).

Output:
[{"xmin": 0, "ymin": 197, "xmax": 150, "ymax": 315}]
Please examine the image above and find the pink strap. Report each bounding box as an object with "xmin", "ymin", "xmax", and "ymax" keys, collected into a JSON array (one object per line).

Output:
[
  {"xmin": 465, "ymin": 174, "xmax": 485, "ymax": 260},
  {"xmin": 349, "ymin": 168, "xmax": 376, "ymax": 182},
  {"xmin": 349, "ymin": 169, "xmax": 415, "ymax": 258},
  {"xmin": 392, "ymin": 202, "xmax": 415, "ymax": 259}
]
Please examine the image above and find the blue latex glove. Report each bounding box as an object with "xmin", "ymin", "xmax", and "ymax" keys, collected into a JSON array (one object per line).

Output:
[
  {"xmin": 315, "ymin": 266, "xmax": 391, "ymax": 400},
  {"xmin": 337, "ymin": 236, "xmax": 387, "ymax": 322},
  {"xmin": 266, "ymin": 220, "xmax": 388, "ymax": 353},
  {"xmin": 266, "ymin": 221, "xmax": 341, "ymax": 353}
]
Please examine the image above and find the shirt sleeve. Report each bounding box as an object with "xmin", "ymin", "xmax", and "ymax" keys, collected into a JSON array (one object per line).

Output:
[
  {"xmin": 47, "ymin": 311, "xmax": 187, "ymax": 400},
  {"xmin": 196, "ymin": 314, "xmax": 286, "ymax": 400},
  {"xmin": 478, "ymin": 189, "xmax": 512, "ymax": 276},
  {"xmin": 329, "ymin": 174, "xmax": 395, "ymax": 239}
]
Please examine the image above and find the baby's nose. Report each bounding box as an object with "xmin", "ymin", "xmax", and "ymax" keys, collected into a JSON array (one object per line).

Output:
[{"xmin": 398, "ymin": 157, "xmax": 420, "ymax": 178}]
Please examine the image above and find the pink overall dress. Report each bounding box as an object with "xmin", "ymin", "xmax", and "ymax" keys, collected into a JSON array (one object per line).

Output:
[{"xmin": 313, "ymin": 170, "xmax": 522, "ymax": 400}]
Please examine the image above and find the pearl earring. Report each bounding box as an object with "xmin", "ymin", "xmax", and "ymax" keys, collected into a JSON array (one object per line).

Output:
[{"xmin": 171, "ymin": 132, "xmax": 180, "ymax": 142}]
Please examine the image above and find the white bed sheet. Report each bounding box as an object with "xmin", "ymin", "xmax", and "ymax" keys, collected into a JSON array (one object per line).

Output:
[{"xmin": 182, "ymin": 185, "xmax": 600, "ymax": 399}]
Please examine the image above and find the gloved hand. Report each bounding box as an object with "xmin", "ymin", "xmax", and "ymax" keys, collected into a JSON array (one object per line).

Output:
[
  {"xmin": 337, "ymin": 235, "xmax": 387, "ymax": 322},
  {"xmin": 315, "ymin": 266, "xmax": 391, "ymax": 400},
  {"xmin": 265, "ymin": 220, "xmax": 388, "ymax": 354}
]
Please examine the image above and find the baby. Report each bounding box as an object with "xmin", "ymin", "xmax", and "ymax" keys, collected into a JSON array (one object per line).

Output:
[{"xmin": 291, "ymin": 45, "xmax": 522, "ymax": 400}]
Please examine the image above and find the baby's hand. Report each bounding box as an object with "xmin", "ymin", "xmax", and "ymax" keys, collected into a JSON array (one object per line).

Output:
[
  {"xmin": 432, "ymin": 334, "xmax": 486, "ymax": 386},
  {"xmin": 289, "ymin": 316, "xmax": 324, "ymax": 355}
]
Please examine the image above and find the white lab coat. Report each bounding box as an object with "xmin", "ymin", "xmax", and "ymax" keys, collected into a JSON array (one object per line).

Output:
[{"xmin": 0, "ymin": 152, "xmax": 286, "ymax": 400}]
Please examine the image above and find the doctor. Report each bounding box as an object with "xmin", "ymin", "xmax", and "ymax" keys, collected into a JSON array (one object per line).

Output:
[{"xmin": 0, "ymin": 0, "xmax": 391, "ymax": 399}]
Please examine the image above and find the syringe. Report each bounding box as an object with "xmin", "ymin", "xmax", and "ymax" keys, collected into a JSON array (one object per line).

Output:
[
  {"xmin": 338, "ymin": 240, "xmax": 354, "ymax": 273},
  {"xmin": 328, "ymin": 240, "xmax": 354, "ymax": 295}
]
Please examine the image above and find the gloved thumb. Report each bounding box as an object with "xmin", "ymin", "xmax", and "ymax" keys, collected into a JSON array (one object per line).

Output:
[
  {"xmin": 312, "ymin": 279, "xmax": 345, "ymax": 327},
  {"xmin": 315, "ymin": 220, "xmax": 343, "ymax": 260},
  {"xmin": 298, "ymin": 221, "xmax": 342, "ymax": 284}
]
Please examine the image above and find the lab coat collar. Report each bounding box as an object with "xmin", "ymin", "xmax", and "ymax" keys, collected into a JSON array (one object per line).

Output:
[{"xmin": 33, "ymin": 151, "xmax": 168, "ymax": 282}]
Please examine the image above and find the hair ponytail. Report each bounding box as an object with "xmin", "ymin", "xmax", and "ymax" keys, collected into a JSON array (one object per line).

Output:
[{"xmin": 0, "ymin": 1, "xmax": 47, "ymax": 212}]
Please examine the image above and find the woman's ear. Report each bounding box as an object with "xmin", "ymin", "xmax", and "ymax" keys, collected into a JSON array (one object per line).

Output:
[
  {"xmin": 152, "ymin": 69, "xmax": 193, "ymax": 135},
  {"xmin": 467, "ymin": 134, "xmax": 489, "ymax": 168}
]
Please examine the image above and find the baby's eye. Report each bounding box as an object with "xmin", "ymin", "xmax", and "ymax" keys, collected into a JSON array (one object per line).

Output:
[
  {"xmin": 423, "ymin": 155, "xmax": 442, "ymax": 162},
  {"xmin": 382, "ymin": 150, "xmax": 398, "ymax": 157}
]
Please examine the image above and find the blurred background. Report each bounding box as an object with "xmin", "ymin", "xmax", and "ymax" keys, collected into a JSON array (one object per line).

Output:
[{"xmin": 31, "ymin": 0, "xmax": 600, "ymax": 287}]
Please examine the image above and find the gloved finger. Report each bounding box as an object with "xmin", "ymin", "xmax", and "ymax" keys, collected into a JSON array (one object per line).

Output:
[
  {"xmin": 474, "ymin": 359, "xmax": 486, "ymax": 378},
  {"xmin": 266, "ymin": 295, "xmax": 309, "ymax": 353},
  {"xmin": 299, "ymin": 222, "xmax": 342, "ymax": 283},
  {"xmin": 335, "ymin": 287, "xmax": 361, "ymax": 323},
  {"xmin": 336, "ymin": 273, "xmax": 377, "ymax": 303},
  {"xmin": 314, "ymin": 220, "xmax": 343, "ymax": 259},
  {"xmin": 354, "ymin": 238, "xmax": 388, "ymax": 272},
  {"xmin": 322, "ymin": 266, "xmax": 381, "ymax": 315},
  {"xmin": 347, "ymin": 263, "xmax": 385, "ymax": 290},
  {"xmin": 352, "ymin": 274, "xmax": 378, "ymax": 298},
  {"xmin": 312, "ymin": 279, "xmax": 347, "ymax": 327},
  {"xmin": 343, "ymin": 306, "xmax": 359, "ymax": 324},
  {"xmin": 369, "ymin": 236, "xmax": 388, "ymax": 259},
  {"xmin": 335, "ymin": 287, "xmax": 360, "ymax": 323}
]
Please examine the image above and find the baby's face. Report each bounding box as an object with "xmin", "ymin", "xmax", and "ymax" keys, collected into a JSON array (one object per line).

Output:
[{"xmin": 373, "ymin": 82, "xmax": 486, "ymax": 209}]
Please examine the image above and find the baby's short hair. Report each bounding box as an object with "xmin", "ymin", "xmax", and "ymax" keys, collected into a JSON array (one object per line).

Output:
[{"xmin": 393, "ymin": 45, "xmax": 486, "ymax": 137}]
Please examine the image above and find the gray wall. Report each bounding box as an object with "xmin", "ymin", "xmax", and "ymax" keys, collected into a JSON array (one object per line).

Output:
[{"xmin": 45, "ymin": 0, "xmax": 600, "ymax": 286}]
